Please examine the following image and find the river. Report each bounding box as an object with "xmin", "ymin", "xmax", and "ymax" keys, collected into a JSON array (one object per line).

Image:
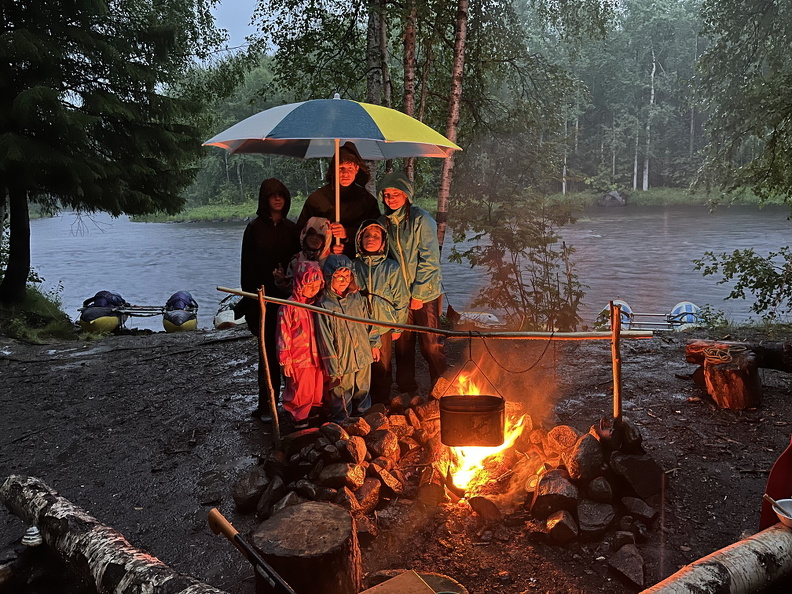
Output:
[{"xmin": 28, "ymin": 205, "xmax": 790, "ymax": 332}]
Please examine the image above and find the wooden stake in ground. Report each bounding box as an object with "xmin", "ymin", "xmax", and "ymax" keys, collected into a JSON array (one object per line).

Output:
[
  {"xmin": 258, "ymin": 287, "xmax": 282, "ymax": 446},
  {"xmin": 610, "ymin": 301, "xmax": 622, "ymax": 425}
]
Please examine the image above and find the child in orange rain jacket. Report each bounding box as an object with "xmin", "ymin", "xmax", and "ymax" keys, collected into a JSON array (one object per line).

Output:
[{"xmin": 277, "ymin": 260, "xmax": 325, "ymax": 429}]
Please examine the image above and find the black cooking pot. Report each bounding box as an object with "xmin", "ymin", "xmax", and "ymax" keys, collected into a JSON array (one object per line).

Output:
[{"xmin": 439, "ymin": 394, "xmax": 505, "ymax": 447}]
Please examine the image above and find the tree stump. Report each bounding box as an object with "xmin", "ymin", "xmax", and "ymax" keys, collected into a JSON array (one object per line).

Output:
[
  {"xmin": 251, "ymin": 501, "xmax": 361, "ymax": 594},
  {"xmin": 703, "ymin": 349, "xmax": 762, "ymax": 410},
  {"xmin": 0, "ymin": 475, "xmax": 227, "ymax": 594}
]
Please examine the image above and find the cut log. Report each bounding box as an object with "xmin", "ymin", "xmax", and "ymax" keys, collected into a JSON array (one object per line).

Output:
[
  {"xmin": 704, "ymin": 349, "xmax": 762, "ymax": 410},
  {"xmin": 0, "ymin": 475, "xmax": 227, "ymax": 594},
  {"xmin": 251, "ymin": 501, "xmax": 361, "ymax": 594},
  {"xmin": 641, "ymin": 524, "xmax": 792, "ymax": 593},
  {"xmin": 686, "ymin": 340, "xmax": 792, "ymax": 372}
]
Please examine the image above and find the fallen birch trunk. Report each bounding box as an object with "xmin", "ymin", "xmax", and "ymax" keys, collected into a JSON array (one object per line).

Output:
[
  {"xmin": 0, "ymin": 475, "xmax": 227, "ymax": 594},
  {"xmin": 641, "ymin": 524, "xmax": 792, "ymax": 593}
]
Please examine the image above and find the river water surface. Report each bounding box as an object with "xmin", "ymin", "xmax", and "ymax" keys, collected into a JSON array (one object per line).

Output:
[{"xmin": 29, "ymin": 205, "xmax": 790, "ymax": 332}]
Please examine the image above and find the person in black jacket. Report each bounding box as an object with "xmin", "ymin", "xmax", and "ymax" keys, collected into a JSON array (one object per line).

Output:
[
  {"xmin": 240, "ymin": 178, "xmax": 300, "ymax": 419},
  {"xmin": 296, "ymin": 142, "xmax": 381, "ymax": 259}
]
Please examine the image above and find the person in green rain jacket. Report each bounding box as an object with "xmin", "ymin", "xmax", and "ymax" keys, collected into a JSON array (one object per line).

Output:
[
  {"xmin": 316, "ymin": 254, "xmax": 382, "ymax": 422},
  {"xmin": 352, "ymin": 220, "xmax": 409, "ymax": 404},
  {"xmin": 377, "ymin": 172, "xmax": 446, "ymax": 395}
]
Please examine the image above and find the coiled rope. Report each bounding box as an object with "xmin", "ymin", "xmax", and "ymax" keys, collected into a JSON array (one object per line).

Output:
[{"xmin": 703, "ymin": 345, "xmax": 748, "ymax": 364}]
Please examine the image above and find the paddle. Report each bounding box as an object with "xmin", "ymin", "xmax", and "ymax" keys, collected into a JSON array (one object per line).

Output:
[{"xmin": 759, "ymin": 435, "xmax": 792, "ymax": 530}]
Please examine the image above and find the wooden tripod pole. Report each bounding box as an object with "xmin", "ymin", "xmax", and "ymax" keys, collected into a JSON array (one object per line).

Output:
[
  {"xmin": 258, "ymin": 288, "xmax": 282, "ymax": 446},
  {"xmin": 610, "ymin": 301, "xmax": 623, "ymax": 426}
]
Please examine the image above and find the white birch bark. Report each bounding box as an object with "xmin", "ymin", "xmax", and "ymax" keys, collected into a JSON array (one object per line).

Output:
[{"xmin": 436, "ymin": 0, "xmax": 468, "ymax": 254}]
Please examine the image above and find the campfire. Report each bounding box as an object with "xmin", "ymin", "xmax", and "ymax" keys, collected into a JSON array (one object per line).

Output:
[{"xmin": 231, "ymin": 336, "xmax": 666, "ymax": 590}]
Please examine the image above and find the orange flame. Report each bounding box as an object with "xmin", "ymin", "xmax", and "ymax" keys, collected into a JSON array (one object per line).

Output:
[{"xmin": 449, "ymin": 415, "xmax": 526, "ymax": 492}]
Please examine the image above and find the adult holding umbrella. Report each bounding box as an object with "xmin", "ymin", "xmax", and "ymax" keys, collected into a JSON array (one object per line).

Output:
[{"xmin": 296, "ymin": 141, "xmax": 380, "ymax": 259}]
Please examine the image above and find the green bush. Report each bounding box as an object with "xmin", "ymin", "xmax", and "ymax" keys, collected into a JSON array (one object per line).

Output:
[{"xmin": 0, "ymin": 283, "xmax": 77, "ymax": 342}]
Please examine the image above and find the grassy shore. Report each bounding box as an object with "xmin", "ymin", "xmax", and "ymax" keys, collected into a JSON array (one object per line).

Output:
[{"xmin": 133, "ymin": 187, "xmax": 786, "ymax": 223}]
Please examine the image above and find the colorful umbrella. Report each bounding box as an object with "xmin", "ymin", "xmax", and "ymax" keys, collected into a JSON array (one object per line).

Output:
[{"xmin": 203, "ymin": 94, "xmax": 461, "ymax": 161}]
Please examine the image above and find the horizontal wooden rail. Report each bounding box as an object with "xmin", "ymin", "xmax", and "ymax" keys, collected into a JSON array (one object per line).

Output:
[{"xmin": 217, "ymin": 287, "xmax": 653, "ymax": 341}]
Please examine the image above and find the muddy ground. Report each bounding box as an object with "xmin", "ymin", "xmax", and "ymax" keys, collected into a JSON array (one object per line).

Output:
[{"xmin": 1, "ymin": 324, "xmax": 791, "ymax": 593}]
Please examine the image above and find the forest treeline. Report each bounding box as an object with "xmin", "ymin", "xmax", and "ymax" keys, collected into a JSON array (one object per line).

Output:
[{"xmin": 191, "ymin": 0, "xmax": 710, "ymax": 208}]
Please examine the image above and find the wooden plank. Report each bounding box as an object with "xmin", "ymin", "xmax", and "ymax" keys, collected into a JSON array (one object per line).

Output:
[{"xmin": 359, "ymin": 570, "xmax": 436, "ymax": 594}]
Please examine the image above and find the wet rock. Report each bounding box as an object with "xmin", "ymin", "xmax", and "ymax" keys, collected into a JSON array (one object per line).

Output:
[
  {"xmin": 577, "ymin": 499, "xmax": 615, "ymax": 537},
  {"xmin": 318, "ymin": 463, "xmax": 366, "ymax": 490},
  {"xmin": 564, "ymin": 433, "xmax": 604, "ymax": 481},
  {"xmin": 545, "ymin": 510, "xmax": 579, "ymax": 545},
  {"xmin": 608, "ymin": 544, "xmax": 644, "ymax": 587},
  {"xmin": 363, "ymin": 411, "xmax": 390, "ymax": 432},
  {"xmin": 341, "ymin": 416, "xmax": 371, "ymax": 437},
  {"xmin": 345, "ymin": 435, "xmax": 367, "ymax": 465},
  {"xmin": 387, "ymin": 415, "xmax": 414, "ymax": 439},
  {"xmin": 587, "ymin": 476, "xmax": 613, "ymax": 503},
  {"xmin": 631, "ymin": 520, "xmax": 649, "ymax": 543},
  {"xmin": 369, "ymin": 456, "xmax": 394, "ymax": 472},
  {"xmin": 546, "ymin": 425, "xmax": 582, "ymax": 454},
  {"xmin": 405, "ymin": 408, "xmax": 421, "ymax": 429},
  {"xmin": 621, "ymin": 496, "xmax": 657, "ymax": 523},
  {"xmin": 281, "ymin": 427, "xmax": 321, "ymax": 458},
  {"xmin": 612, "ymin": 530, "xmax": 636, "ymax": 550},
  {"xmin": 609, "ymin": 452, "xmax": 664, "ymax": 498},
  {"xmin": 619, "ymin": 418, "xmax": 644, "ymax": 454},
  {"xmin": 468, "ymin": 496, "xmax": 502, "ymax": 523},
  {"xmin": 366, "ymin": 429, "xmax": 401, "ymax": 460},
  {"xmin": 399, "ymin": 436, "xmax": 422, "ymax": 457},
  {"xmin": 413, "ymin": 399, "xmax": 440, "ymax": 422},
  {"xmin": 334, "ymin": 486, "xmax": 362, "ymax": 514},
  {"xmin": 369, "ymin": 464, "xmax": 404, "ymax": 495},
  {"xmin": 264, "ymin": 450, "xmax": 288, "ymax": 477},
  {"xmin": 256, "ymin": 475, "xmax": 286, "ymax": 520},
  {"xmin": 529, "ymin": 469, "xmax": 579, "ymax": 519},
  {"xmin": 271, "ymin": 491, "xmax": 307, "ymax": 516},
  {"xmin": 232, "ymin": 464, "xmax": 270, "ymax": 512},
  {"xmin": 355, "ymin": 514, "xmax": 379, "ymax": 546},
  {"xmin": 597, "ymin": 190, "xmax": 628, "ymax": 207},
  {"xmin": 355, "ymin": 477, "xmax": 382, "ymax": 515},
  {"xmin": 291, "ymin": 478, "xmax": 321, "ymax": 500},
  {"xmin": 389, "ymin": 393, "xmax": 411, "ymax": 414},
  {"xmin": 320, "ymin": 422, "xmax": 349, "ymax": 442}
]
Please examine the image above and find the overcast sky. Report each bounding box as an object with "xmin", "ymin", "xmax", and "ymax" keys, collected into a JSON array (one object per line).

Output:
[{"xmin": 212, "ymin": 0, "xmax": 258, "ymax": 49}]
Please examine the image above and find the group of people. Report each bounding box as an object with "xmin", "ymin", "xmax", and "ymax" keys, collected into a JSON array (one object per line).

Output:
[{"xmin": 239, "ymin": 142, "xmax": 446, "ymax": 429}]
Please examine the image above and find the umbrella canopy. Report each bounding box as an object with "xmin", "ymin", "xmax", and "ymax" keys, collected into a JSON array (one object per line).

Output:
[{"xmin": 203, "ymin": 95, "xmax": 461, "ymax": 160}]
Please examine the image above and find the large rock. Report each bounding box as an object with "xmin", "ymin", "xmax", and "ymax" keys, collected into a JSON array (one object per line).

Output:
[
  {"xmin": 563, "ymin": 434, "xmax": 604, "ymax": 482},
  {"xmin": 608, "ymin": 544, "xmax": 644, "ymax": 587},
  {"xmin": 545, "ymin": 510, "xmax": 578, "ymax": 545},
  {"xmin": 366, "ymin": 429, "xmax": 401, "ymax": 460},
  {"xmin": 318, "ymin": 463, "xmax": 366, "ymax": 490},
  {"xmin": 577, "ymin": 499, "xmax": 615, "ymax": 537},
  {"xmin": 529, "ymin": 469, "xmax": 579, "ymax": 519},
  {"xmin": 609, "ymin": 452, "xmax": 664, "ymax": 499},
  {"xmin": 232, "ymin": 464, "xmax": 271, "ymax": 512}
]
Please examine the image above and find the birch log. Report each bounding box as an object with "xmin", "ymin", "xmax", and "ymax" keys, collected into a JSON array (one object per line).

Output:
[
  {"xmin": 641, "ymin": 524, "xmax": 792, "ymax": 593},
  {"xmin": 0, "ymin": 475, "xmax": 227, "ymax": 594}
]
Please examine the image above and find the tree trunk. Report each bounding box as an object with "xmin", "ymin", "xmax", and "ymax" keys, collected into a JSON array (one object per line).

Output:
[
  {"xmin": 0, "ymin": 186, "xmax": 30, "ymax": 303},
  {"xmin": 562, "ymin": 119, "xmax": 568, "ymax": 195},
  {"xmin": 632, "ymin": 125, "xmax": 639, "ymax": 191},
  {"xmin": 436, "ymin": 0, "xmax": 468, "ymax": 255},
  {"xmin": 251, "ymin": 501, "xmax": 361, "ymax": 594},
  {"xmin": 379, "ymin": 0, "xmax": 391, "ymax": 109},
  {"xmin": 366, "ymin": 2, "xmax": 383, "ymax": 106},
  {"xmin": 402, "ymin": 0, "xmax": 417, "ymax": 182},
  {"xmin": 0, "ymin": 475, "xmax": 227, "ymax": 594},
  {"xmin": 642, "ymin": 48, "xmax": 656, "ymax": 192},
  {"xmin": 642, "ymin": 524, "xmax": 792, "ymax": 593}
]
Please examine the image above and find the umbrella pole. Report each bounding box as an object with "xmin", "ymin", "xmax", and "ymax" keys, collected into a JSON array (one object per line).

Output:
[
  {"xmin": 258, "ymin": 288, "xmax": 282, "ymax": 446},
  {"xmin": 334, "ymin": 138, "xmax": 341, "ymax": 249}
]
